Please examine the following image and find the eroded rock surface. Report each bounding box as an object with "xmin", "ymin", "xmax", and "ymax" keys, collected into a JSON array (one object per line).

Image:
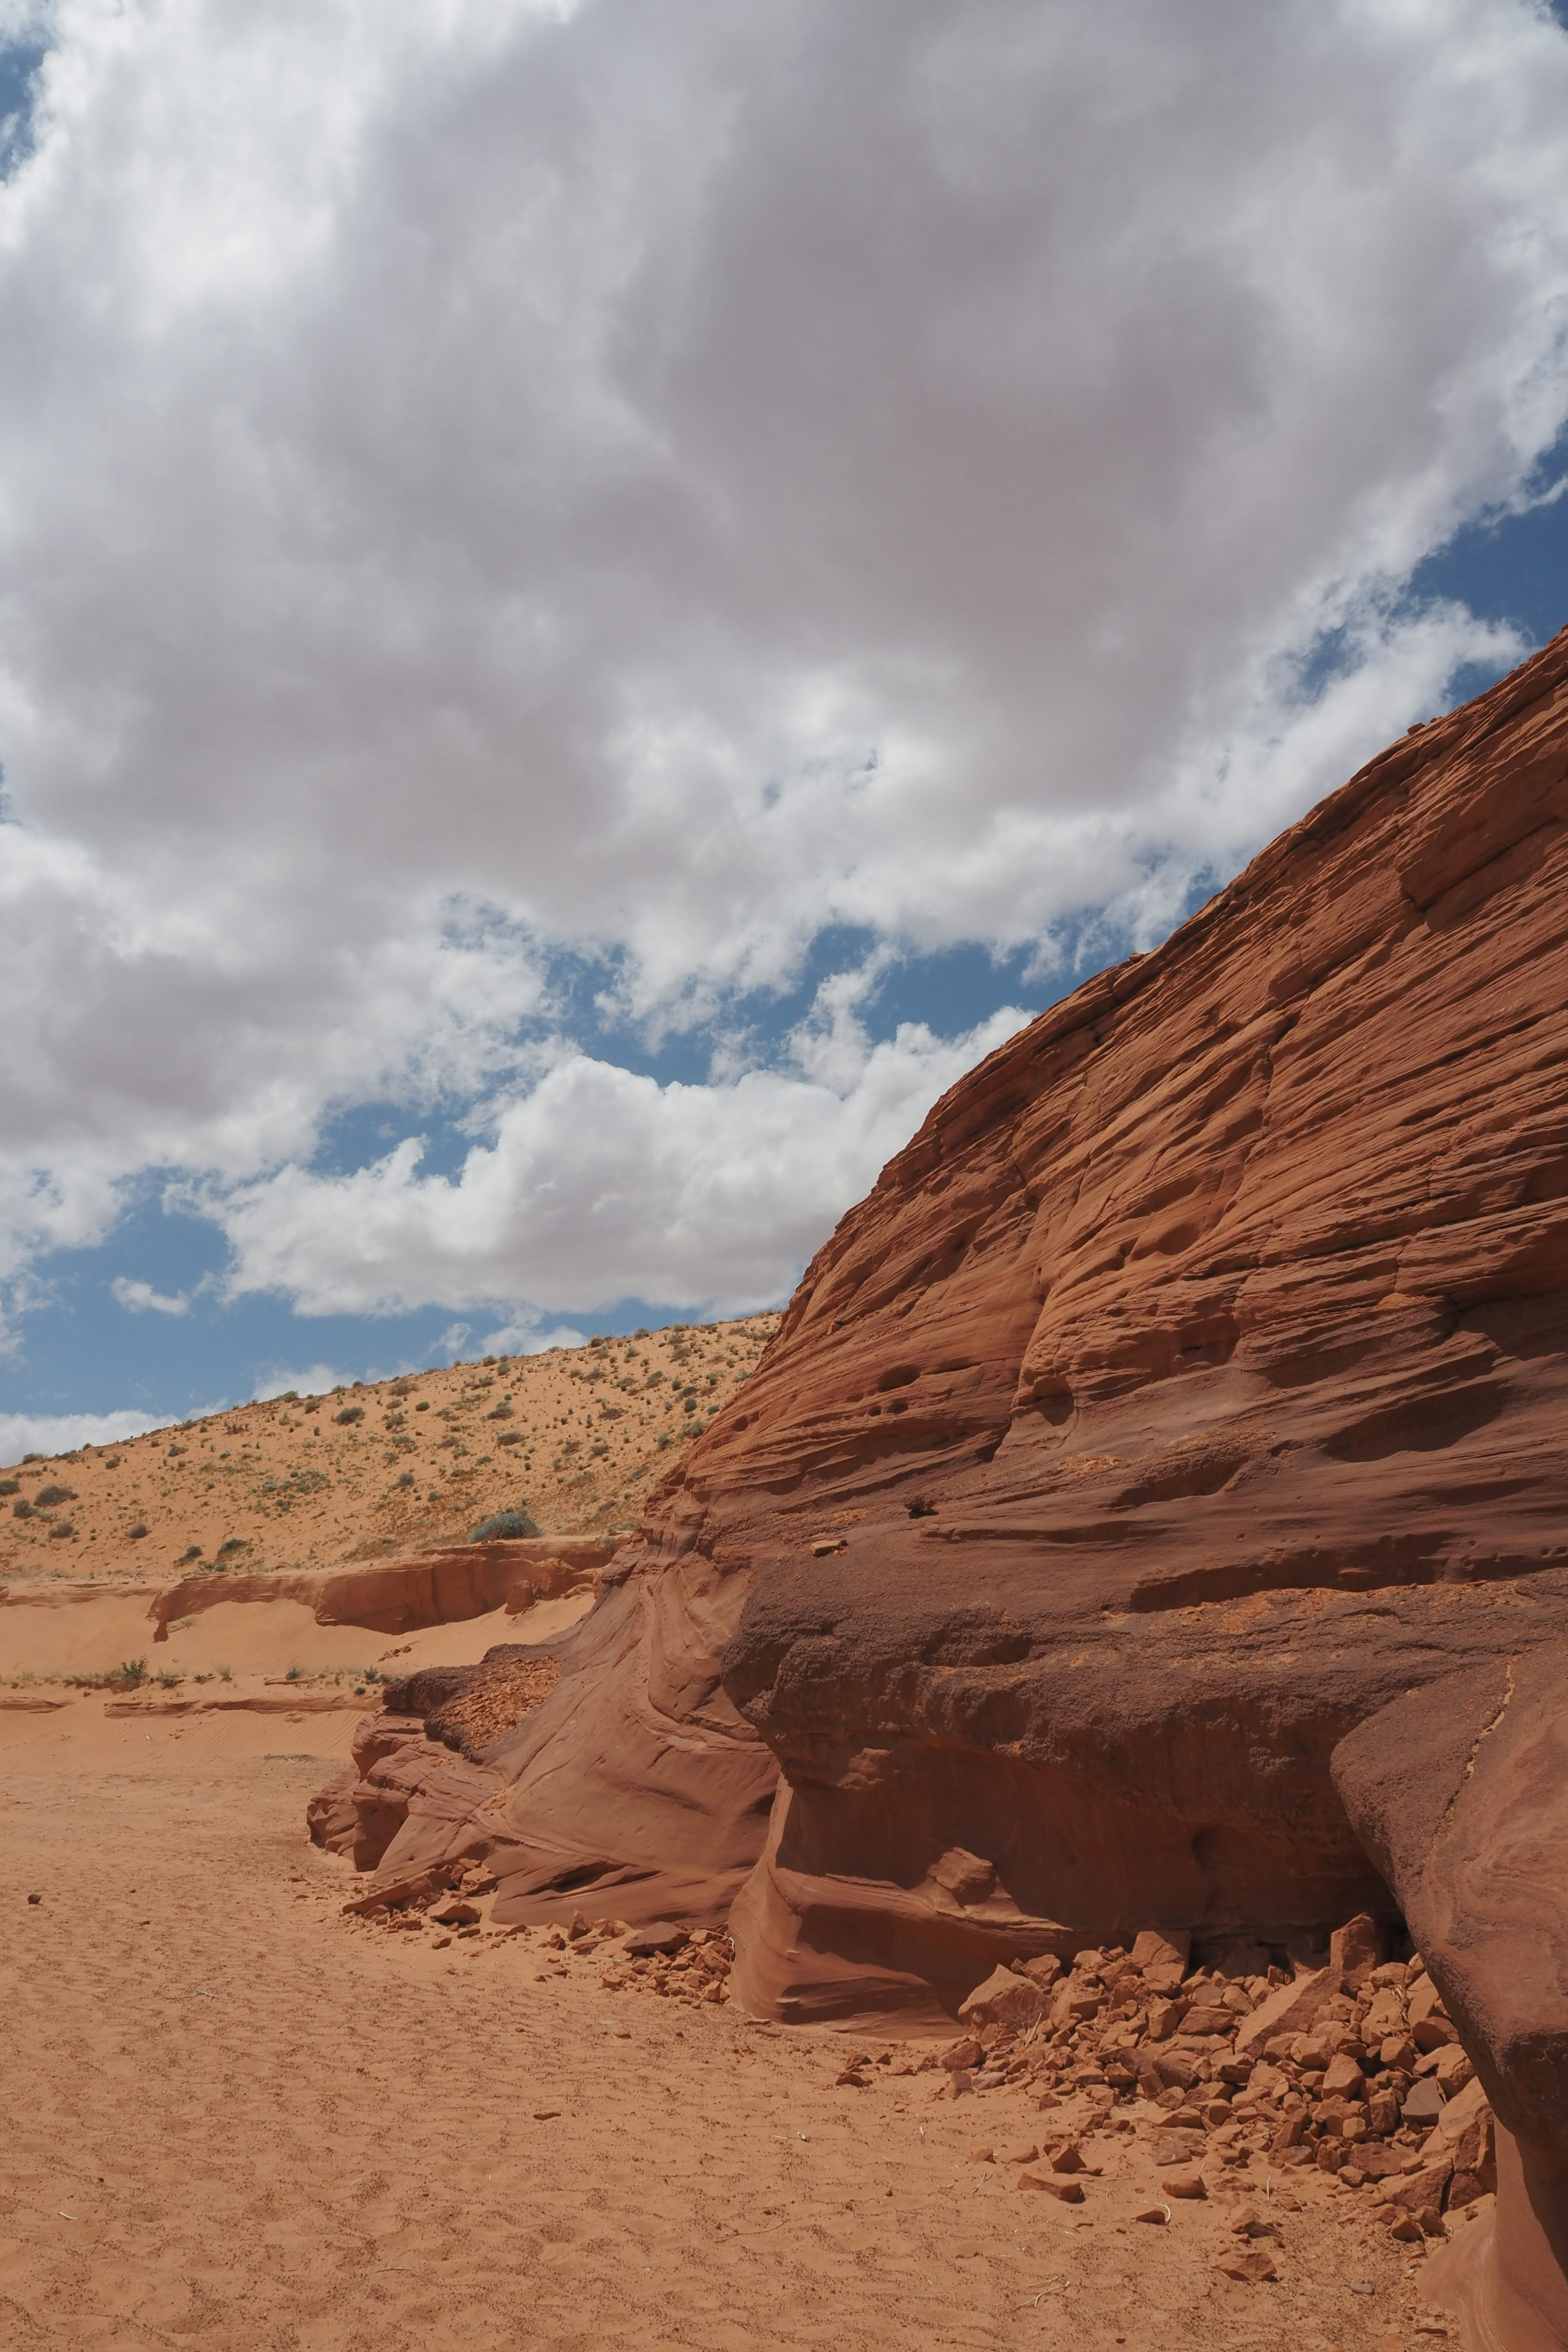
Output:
[
  {"xmin": 312, "ymin": 629, "xmax": 1568, "ymax": 2339},
  {"xmin": 152, "ymin": 1535, "xmax": 612, "ymax": 1642}
]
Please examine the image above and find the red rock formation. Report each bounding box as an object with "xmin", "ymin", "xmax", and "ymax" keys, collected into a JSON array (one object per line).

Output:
[
  {"xmin": 343, "ymin": 1546, "xmax": 779, "ymax": 1927},
  {"xmin": 315, "ymin": 631, "xmax": 1568, "ymax": 2343},
  {"xmin": 150, "ymin": 1535, "xmax": 612, "ymax": 1641}
]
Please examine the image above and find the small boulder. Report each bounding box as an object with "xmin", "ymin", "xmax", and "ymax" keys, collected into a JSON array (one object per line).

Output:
[
  {"xmin": 429, "ymin": 1898, "xmax": 481, "ymax": 1927},
  {"xmin": 623, "ymin": 1921, "xmax": 688, "ymax": 1958},
  {"xmin": 1163, "ymin": 2168, "xmax": 1207, "ymax": 2199},
  {"xmin": 1017, "ymin": 2171, "xmax": 1084, "ymax": 2202},
  {"xmin": 1215, "ymin": 2246, "xmax": 1278, "ymax": 2284},
  {"xmin": 1381, "ymin": 2157, "xmax": 1454, "ymax": 2215},
  {"xmin": 1235, "ymin": 1967, "xmax": 1331, "ymax": 2057},
  {"xmin": 1226, "ymin": 2203, "xmax": 1279, "ymax": 2241},
  {"xmin": 1321, "ymin": 2053, "xmax": 1367, "ymax": 2101},
  {"xmin": 1432, "ymin": 2044, "xmax": 1475, "ymax": 2096},
  {"xmin": 1130, "ymin": 1928, "xmax": 1192, "ymax": 1974},
  {"xmin": 1402, "ymin": 2078, "xmax": 1446, "ymax": 2127},
  {"xmin": 959, "ymin": 1965, "xmax": 1047, "ymax": 2034},
  {"xmin": 1329, "ymin": 1914, "xmax": 1385, "ymax": 1986}
]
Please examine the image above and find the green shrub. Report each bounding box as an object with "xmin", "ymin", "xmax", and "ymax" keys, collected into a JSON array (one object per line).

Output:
[
  {"xmin": 116, "ymin": 1658, "xmax": 149, "ymax": 1686},
  {"xmin": 334, "ymin": 1405, "xmax": 365, "ymax": 1425},
  {"xmin": 470, "ymin": 1509, "xmax": 540, "ymax": 1543}
]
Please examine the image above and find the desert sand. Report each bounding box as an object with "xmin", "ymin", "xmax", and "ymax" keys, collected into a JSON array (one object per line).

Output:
[{"xmin": 1, "ymin": 1697, "xmax": 1449, "ymax": 2352}]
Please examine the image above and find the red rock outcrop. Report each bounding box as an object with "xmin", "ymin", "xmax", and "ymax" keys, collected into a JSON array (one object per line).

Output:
[
  {"xmin": 151, "ymin": 1535, "xmax": 612, "ymax": 1641},
  {"xmin": 315, "ymin": 631, "xmax": 1568, "ymax": 2344}
]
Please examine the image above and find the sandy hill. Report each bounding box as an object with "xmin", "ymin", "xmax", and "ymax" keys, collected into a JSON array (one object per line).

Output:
[{"xmin": 0, "ymin": 1312, "xmax": 780, "ymax": 1593}]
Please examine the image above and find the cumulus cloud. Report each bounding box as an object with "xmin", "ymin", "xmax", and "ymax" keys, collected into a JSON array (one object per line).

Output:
[
  {"xmin": 0, "ymin": 1405, "xmax": 185, "ymax": 1459},
  {"xmin": 110, "ymin": 1276, "xmax": 189, "ymax": 1316},
  {"xmin": 212, "ymin": 1003, "xmax": 1030, "ymax": 1317},
  {"xmin": 1, "ymin": 0, "xmax": 1567, "ymax": 1332},
  {"xmin": 249, "ymin": 1366, "xmax": 349, "ymax": 1403}
]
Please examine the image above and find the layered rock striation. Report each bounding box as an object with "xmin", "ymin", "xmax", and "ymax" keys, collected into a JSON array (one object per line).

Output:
[{"xmin": 317, "ymin": 630, "xmax": 1568, "ymax": 2344}]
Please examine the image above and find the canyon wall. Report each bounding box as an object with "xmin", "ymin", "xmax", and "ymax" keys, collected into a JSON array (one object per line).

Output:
[{"xmin": 327, "ymin": 629, "xmax": 1568, "ymax": 2341}]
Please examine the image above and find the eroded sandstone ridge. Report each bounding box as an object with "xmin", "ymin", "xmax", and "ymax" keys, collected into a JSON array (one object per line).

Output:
[{"xmin": 323, "ymin": 629, "xmax": 1568, "ymax": 2346}]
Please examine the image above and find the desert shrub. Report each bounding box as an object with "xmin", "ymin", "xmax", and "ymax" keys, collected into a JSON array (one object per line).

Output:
[
  {"xmin": 217, "ymin": 1538, "xmax": 246, "ymax": 1556},
  {"xmin": 13, "ymin": 1498, "xmax": 32, "ymax": 1518},
  {"xmin": 334, "ymin": 1405, "xmax": 364, "ymax": 1425},
  {"xmin": 35, "ymin": 1484, "xmax": 75, "ymax": 1508},
  {"xmin": 180, "ymin": 1545, "xmax": 203, "ymax": 1562},
  {"xmin": 470, "ymin": 1509, "xmax": 540, "ymax": 1543},
  {"xmin": 22, "ymin": 1451, "xmax": 44, "ymax": 1463},
  {"xmin": 116, "ymin": 1658, "xmax": 149, "ymax": 1686},
  {"xmin": 49, "ymin": 1521, "xmax": 76, "ymax": 1539},
  {"xmin": 0, "ymin": 1479, "xmax": 16, "ymax": 1497}
]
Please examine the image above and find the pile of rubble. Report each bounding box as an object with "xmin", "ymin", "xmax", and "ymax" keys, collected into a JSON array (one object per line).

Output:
[
  {"xmin": 344, "ymin": 1869, "xmax": 1491, "ymax": 2254},
  {"xmin": 920, "ymin": 1914, "xmax": 1493, "ymax": 2246}
]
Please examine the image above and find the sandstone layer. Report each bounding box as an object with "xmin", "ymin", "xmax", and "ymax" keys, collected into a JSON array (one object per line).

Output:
[
  {"xmin": 148, "ymin": 1535, "xmax": 612, "ymax": 1643},
  {"xmin": 323, "ymin": 633, "xmax": 1568, "ymax": 2343}
]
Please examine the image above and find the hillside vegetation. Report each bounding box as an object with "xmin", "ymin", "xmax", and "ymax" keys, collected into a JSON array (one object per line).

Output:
[{"xmin": 0, "ymin": 1313, "xmax": 780, "ymax": 1588}]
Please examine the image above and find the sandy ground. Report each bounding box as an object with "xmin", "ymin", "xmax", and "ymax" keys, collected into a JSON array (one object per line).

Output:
[
  {"xmin": 0, "ymin": 1584, "xmax": 595, "ymax": 1688},
  {"xmin": 1, "ymin": 1707, "xmax": 1450, "ymax": 2352},
  {"xmin": 0, "ymin": 1314, "xmax": 779, "ymax": 1590}
]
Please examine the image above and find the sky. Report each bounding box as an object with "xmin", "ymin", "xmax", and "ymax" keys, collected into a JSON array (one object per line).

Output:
[{"xmin": 1, "ymin": 0, "xmax": 1567, "ymax": 1460}]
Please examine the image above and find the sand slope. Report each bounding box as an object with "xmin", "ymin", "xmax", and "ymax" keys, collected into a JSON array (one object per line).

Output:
[{"xmin": 0, "ymin": 1312, "xmax": 779, "ymax": 1589}]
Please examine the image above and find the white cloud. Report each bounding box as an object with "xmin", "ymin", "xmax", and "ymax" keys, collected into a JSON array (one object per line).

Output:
[
  {"xmin": 481, "ymin": 1311, "xmax": 590, "ymax": 1355},
  {"xmin": 211, "ymin": 1004, "xmax": 1030, "ymax": 1317},
  {"xmin": 0, "ymin": 0, "xmax": 1566, "ymax": 1331},
  {"xmin": 0, "ymin": 1405, "xmax": 185, "ymax": 1464},
  {"xmin": 110, "ymin": 1276, "xmax": 189, "ymax": 1316},
  {"xmin": 249, "ymin": 1365, "xmax": 347, "ymax": 1403}
]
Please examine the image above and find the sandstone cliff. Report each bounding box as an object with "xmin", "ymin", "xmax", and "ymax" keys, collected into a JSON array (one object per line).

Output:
[{"xmin": 325, "ymin": 629, "xmax": 1568, "ymax": 2345}]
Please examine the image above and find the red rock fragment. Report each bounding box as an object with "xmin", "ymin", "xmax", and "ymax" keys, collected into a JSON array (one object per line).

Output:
[
  {"xmin": 1017, "ymin": 2172, "xmax": 1084, "ymax": 2202},
  {"xmin": 1215, "ymin": 2247, "xmax": 1277, "ymax": 2284}
]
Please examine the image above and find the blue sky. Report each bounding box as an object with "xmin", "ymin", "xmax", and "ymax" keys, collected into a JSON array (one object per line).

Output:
[{"xmin": 1, "ymin": 0, "xmax": 1567, "ymax": 1455}]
